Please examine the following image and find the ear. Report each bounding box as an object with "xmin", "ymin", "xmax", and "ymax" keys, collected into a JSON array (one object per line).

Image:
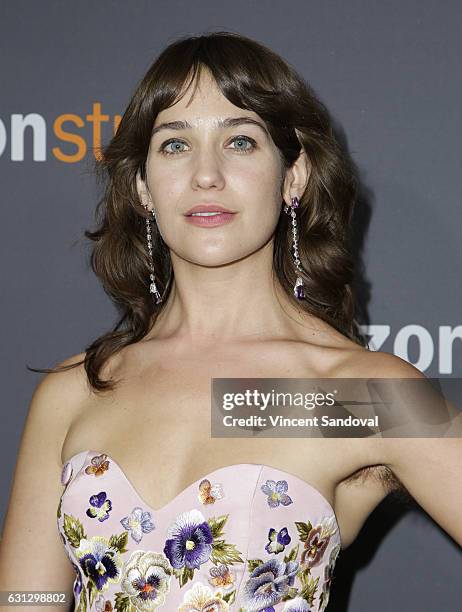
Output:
[
  {"xmin": 136, "ymin": 170, "xmax": 153, "ymax": 210},
  {"xmin": 282, "ymin": 147, "xmax": 311, "ymax": 206}
]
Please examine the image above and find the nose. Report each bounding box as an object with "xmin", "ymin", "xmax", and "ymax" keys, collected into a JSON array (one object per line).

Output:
[{"xmin": 191, "ymin": 147, "xmax": 226, "ymax": 191}]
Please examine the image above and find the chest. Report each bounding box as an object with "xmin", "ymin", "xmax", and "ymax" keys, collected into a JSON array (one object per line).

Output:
[
  {"xmin": 61, "ymin": 341, "xmax": 382, "ymax": 543},
  {"xmin": 66, "ymin": 340, "xmax": 345, "ymax": 455}
]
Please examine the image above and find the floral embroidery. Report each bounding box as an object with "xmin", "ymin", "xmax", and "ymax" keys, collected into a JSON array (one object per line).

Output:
[
  {"xmin": 163, "ymin": 510, "xmax": 243, "ymax": 588},
  {"xmin": 198, "ymin": 478, "xmax": 224, "ymax": 504},
  {"xmin": 300, "ymin": 526, "xmax": 329, "ymax": 568},
  {"xmin": 208, "ymin": 564, "xmax": 235, "ymax": 591},
  {"xmin": 299, "ymin": 517, "xmax": 337, "ymax": 569},
  {"xmin": 120, "ymin": 506, "xmax": 155, "ymax": 543},
  {"xmin": 94, "ymin": 594, "xmax": 104, "ymax": 611},
  {"xmin": 74, "ymin": 536, "xmax": 123, "ymax": 591},
  {"xmin": 178, "ymin": 581, "xmax": 229, "ymax": 611},
  {"xmin": 265, "ymin": 527, "xmax": 291, "ymax": 554},
  {"xmin": 95, "ymin": 595, "xmax": 113, "ymax": 612},
  {"xmin": 163, "ymin": 509, "xmax": 214, "ymax": 571},
  {"xmin": 85, "ymin": 453, "xmax": 110, "ymax": 477},
  {"xmin": 86, "ymin": 492, "xmax": 112, "ymax": 522},
  {"xmin": 261, "ymin": 479, "xmax": 293, "ymax": 507},
  {"xmin": 283, "ymin": 596, "xmax": 312, "ymax": 611},
  {"xmin": 241, "ymin": 558, "xmax": 299, "ymax": 610},
  {"xmin": 57, "ymin": 463, "xmax": 341, "ymax": 610},
  {"xmin": 116, "ymin": 550, "xmax": 172, "ymax": 611},
  {"xmin": 61, "ymin": 509, "xmax": 128, "ymax": 609}
]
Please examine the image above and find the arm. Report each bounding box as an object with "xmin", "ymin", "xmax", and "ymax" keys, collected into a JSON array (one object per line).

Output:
[
  {"xmin": 0, "ymin": 353, "xmax": 88, "ymax": 611},
  {"xmin": 385, "ymin": 436, "xmax": 462, "ymax": 546},
  {"xmin": 367, "ymin": 352, "xmax": 462, "ymax": 547}
]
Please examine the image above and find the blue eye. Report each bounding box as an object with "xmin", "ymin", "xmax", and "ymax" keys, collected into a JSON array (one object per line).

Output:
[
  {"xmin": 229, "ymin": 135, "xmax": 256, "ymax": 153},
  {"xmin": 158, "ymin": 135, "xmax": 257, "ymax": 156},
  {"xmin": 160, "ymin": 139, "xmax": 188, "ymax": 155}
]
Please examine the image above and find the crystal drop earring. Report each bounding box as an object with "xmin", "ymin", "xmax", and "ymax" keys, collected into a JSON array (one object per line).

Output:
[
  {"xmin": 143, "ymin": 206, "xmax": 163, "ymax": 304},
  {"xmin": 283, "ymin": 195, "xmax": 305, "ymax": 300}
]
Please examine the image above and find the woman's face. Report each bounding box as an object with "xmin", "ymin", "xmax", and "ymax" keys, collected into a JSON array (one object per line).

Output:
[{"xmin": 136, "ymin": 69, "xmax": 288, "ymax": 267}]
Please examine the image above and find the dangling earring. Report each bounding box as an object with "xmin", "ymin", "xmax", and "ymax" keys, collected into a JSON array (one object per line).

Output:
[
  {"xmin": 143, "ymin": 206, "xmax": 163, "ymax": 304},
  {"xmin": 284, "ymin": 195, "xmax": 305, "ymax": 300}
]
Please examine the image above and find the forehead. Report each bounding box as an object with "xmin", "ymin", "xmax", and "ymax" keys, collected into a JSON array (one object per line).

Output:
[{"xmin": 153, "ymin": 69, "xmax": 262, "ymax": 126}]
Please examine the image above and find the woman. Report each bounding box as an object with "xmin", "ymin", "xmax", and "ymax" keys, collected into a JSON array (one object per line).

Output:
[{"xmin": 0, "ymin": 31, "xmax": 460, "ymax": 612}]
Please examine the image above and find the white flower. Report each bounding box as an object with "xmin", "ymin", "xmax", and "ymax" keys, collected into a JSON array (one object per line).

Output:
[
  {"xmin": 178, "ymin": 581, "xmax": 229, "ymax": 611},
  {"xmin": 283, "ymin": 596, "xmax": 311, "ymax": 611},
  {"xmin": 120, "ymin": 550, "xmax": 172, "ymax": 611}
]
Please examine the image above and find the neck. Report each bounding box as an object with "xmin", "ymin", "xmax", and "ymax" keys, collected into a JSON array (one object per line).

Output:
[{"xmin": 149, "ymin": 241, "xmax": 301, "ymax": 345}]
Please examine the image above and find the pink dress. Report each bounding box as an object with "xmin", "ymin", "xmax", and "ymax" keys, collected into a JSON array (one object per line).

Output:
[{"xmin": 57, "ymin": 450, "xmax": 342, "ymax": 611}]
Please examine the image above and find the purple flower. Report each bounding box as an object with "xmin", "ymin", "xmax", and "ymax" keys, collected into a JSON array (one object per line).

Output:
[
  {"xmin": 241, "ymin": 558, "xmax": 299, "ymax": 611},
  {"xmin": 86, "ymin": 491, "xmax": 112, "ymax": 522},
  {"xmin": 265, "ymin": 527, "xmax": 291, "ymax": 554},
  {"xmin": 75, "ymin": 536, "xmax": 122, "ymax": 591},
  {"xmin": 120, "ymin": 506, "xmax": 155, "ymax": 543},
  {"xmin": 261, "ymin": 479, "xmax": 293, "ymax": 508},
  {"xmin": 163, "ymin": 509, "xmax": 213, "ymax": 570}
]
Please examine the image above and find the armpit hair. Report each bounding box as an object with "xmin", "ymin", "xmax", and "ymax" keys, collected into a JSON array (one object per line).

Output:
[{"xmin": 342, "ymin": 464, "xmax": 414, "ymax": 507}]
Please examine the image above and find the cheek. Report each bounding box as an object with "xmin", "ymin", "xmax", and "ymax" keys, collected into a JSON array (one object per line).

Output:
[
  {"xmin": 233, "ymin": 154, "xmax": 280, "ymax": 182},
  {"xmin": 230, "ymin": 159, "xmax": 283, "ymax": 205},
  {"xmin": 148, "ymin": 168, "xmax": 184, "ymax": 210}
]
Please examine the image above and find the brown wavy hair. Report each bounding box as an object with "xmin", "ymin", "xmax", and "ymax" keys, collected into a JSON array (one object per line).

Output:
[{"xmin": 30, "ymin": 30, "xmax": 368, "ymax": 393}]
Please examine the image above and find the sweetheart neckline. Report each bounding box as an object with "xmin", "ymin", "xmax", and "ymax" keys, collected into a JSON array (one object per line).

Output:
[{"xmin": 62, "ymin": 449, "xmax": 342, "ymax": 547}]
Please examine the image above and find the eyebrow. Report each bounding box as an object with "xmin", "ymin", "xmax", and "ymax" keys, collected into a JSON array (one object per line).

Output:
[{"xmin": 151, "ymin": 116, "xmax": 269, "ymax": 138}]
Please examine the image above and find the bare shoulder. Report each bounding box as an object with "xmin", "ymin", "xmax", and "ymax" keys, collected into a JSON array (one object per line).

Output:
[
  {"xmin": 11, "ymin": 351, "xmax": 92, "ymax": 473},
  {"xmin": 36, "ymin": 350, "xmax": 89, "ymax": 395},
  {"xmin": 332, "ymin": 347, "xmax": 427, "ymax": 474},
  {"xmin": 30, "ymin": 351, "xmax": 91, "ymax": 440},
  {"xmin": 338, "ymin": 346, "xmax": 427, "ymax": 379}
]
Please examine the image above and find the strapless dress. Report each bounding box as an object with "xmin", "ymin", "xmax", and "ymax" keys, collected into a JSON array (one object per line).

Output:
[{"xmin": 57, "ymin": 450, "xmax": 342, "ymax": 611}]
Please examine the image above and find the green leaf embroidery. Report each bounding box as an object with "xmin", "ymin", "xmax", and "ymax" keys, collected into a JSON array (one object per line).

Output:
[
  {"xmin": 298, "ymin": 565, "xmax": 313, "ymax": 585},
  {"xmin": 75, "ymin": 582, "xmax": 87, "ymax": 612},
  {"xmin": 108, "ymin": 531, "xmax": 129, "ymax": 554},
  {"xmin": 247, "ymin": 558, "xmax": 264, "ymax": 572},
  {"xmin": 57, "ymin": 495, "xmax": 63, "ymax": 520},
  {"xmin": 281, "ymin": 586, "xmax": 299, "ymax": 601},
  {"xmin": 210, "ymin": 540, "xmax": 244, "ymax": 565},
  {"xmin": 284, "ymin": 543, "xmax": 300, "ymax": 563},
  {"xmin": 63, "ymin": 513, "xmax": 86, "ymax": 548},
  {"xmin": 87, "ymin": 581, "xmax": 98, "ymax": 608},
  {"xmin": 222, "ymin": 589, "xmax": 236, "ymax": 604},
  {"xmin": 298, "ymin": 574, "xmax": 319, "ymax": 606},
  {"xmin": 173, "ymin": 566, "xmax": 195, "ymax": 587},
  {"xmin": 114, "ymin": 591, "xmax": 132, "ymax": 612},
  {"xmin": 295, "ymin": 520, "xmax": 313, "ymax": 542},
  {"xmin": 208, "ymin": 514, "xmax": 229, "ymax": 538}
]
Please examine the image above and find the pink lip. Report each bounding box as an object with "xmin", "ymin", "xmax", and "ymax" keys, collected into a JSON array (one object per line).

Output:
[
  {"xmin": 185, "ymin": 203, "xmax": 234, "ymax": 215},
  {"xmin": 184, "ymin": 211, "xmax": 236, "ymax": 227}
]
